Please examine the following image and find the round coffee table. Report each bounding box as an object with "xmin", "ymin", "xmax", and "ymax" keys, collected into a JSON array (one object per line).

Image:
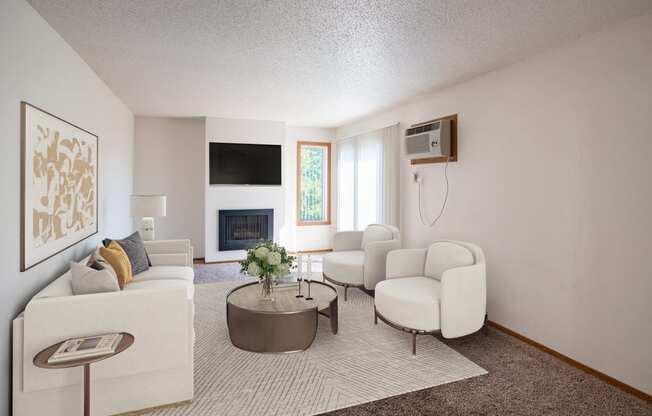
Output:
[
  {"xmin": 226, "ymin": 281, "xmax": 337, "ymax": 353},
  {"xmin": 33, "ymin": 333, "xmax": 134, "ymax": 416}
]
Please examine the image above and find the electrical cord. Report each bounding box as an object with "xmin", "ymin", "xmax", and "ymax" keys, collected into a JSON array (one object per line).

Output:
[{"xmin": 417, "ymin": 156, "xmax": 450, "ymax": 227}]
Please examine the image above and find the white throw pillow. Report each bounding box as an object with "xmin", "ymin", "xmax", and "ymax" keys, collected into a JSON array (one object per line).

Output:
[
  {"xmin": 87, "ymin": 250, "xmax": 117, "ymax": 277},
  {"xmin": 70, "ymin": 261, "xmax": 120, "ymax": 295}
]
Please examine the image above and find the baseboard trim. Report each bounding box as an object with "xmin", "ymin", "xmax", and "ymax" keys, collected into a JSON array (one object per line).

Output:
[
  {"xmin": 111, "ymin": 400, "xmax": 192, "ymax": 416},
  {"xmin": 194, "ymin": 249, "xmax": 332, "ymax": 264},
  {"xmin": 292, "ymin": 248, "xmax": 333, "ymax": 254},
  {"xmin": 487, "ymin": 320, "xmax": 651, "ymax": 402},
  {"xmin": 203, "ymin": 259, "xmax": 241, "ymax": 264}
]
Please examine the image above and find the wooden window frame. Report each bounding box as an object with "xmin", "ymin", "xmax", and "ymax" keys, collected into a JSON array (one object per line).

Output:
[{"xmin": 296, "ymin": 141, "xmax": 332, "ymax": 226}]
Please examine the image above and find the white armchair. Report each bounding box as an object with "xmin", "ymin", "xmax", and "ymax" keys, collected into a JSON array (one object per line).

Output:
[
  {"xmin": 374, "ymin": 240, "xmax": 486, "ymax": 354},
  {"xmin": 323, "ymin": 224, "xmax": 401, "ymax": 300}
]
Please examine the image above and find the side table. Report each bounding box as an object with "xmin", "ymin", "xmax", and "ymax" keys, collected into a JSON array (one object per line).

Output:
[{"xmin": 33, "ymin": 332, "xmax": 135, "ymax": 416}]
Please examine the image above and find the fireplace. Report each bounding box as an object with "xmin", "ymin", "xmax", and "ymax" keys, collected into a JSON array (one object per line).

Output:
[{"xmin": 218, "ymin": 209, "xmax": 274, "ymax": 251}]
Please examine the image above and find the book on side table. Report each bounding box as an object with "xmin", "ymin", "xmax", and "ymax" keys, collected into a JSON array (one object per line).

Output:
[{"xmin": 47, "ymin": 333, "xmax": 123, "ymax": 364}]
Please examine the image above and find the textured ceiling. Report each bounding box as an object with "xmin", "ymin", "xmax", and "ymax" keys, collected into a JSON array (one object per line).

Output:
[{"xmin": 28, "ymin": 0, "xmax": 652, "ymax": 127}]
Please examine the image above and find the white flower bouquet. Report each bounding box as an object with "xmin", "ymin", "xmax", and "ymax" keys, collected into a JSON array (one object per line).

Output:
[{"xmin": 240, "ymin": 241, "xmax": 295, "ymax": 300}]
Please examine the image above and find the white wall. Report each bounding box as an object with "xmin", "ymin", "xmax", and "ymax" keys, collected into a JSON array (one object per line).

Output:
[
  {"xmin": 0, "ymin": 0, "xmax": 135, "ymax": 413},
  {"xmin": 132, "ymin": 120, "xmax": 334, "ymax": 260},
  {"xmin": 134, "ymin": 117, "xmax": 205, "ymax": 257},
  {"xmin": 336, "ymin": 13, "xmax": 652, "ymax": 394},
  {"xmin": 205, "ymin": 118, "xmax": 287, "ymax": 262},
  {"xmin": 285, "ymin": 126, "xmax": 336, "ymax": 252}
]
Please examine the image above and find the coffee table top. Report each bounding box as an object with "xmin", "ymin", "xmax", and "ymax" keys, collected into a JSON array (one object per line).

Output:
[{"xmin": 227, "ymin": 281, "xmax": 336, "ymax": 313}]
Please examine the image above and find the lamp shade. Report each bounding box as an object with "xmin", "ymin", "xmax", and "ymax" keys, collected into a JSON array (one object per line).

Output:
[{"xmin": 130, "ymin": 195, "xmax": 166, "ymax": 217}]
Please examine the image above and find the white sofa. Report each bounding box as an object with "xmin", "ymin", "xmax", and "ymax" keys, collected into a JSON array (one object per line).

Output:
[
  {"xmin": 323, "ymin": 224, "xmax": 400, "ymax": 300},
  {"xmin": 12, "ymin": 239, "xmax": 195, "ymax": 416},
  {"xmin": 374, "ymin": 240, "xmax": 486, "ymax": 354}
]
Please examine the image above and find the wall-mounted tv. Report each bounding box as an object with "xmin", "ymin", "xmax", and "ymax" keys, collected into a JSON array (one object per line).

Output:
[{"xmin": 209, "ymin": 142, "xmax": 282, "ymax": 185}]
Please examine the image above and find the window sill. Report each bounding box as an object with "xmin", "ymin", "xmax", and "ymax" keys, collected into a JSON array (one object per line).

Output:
[{"xmin": 297, "ymin": 220, "xmax": 331, "ymax": 226}]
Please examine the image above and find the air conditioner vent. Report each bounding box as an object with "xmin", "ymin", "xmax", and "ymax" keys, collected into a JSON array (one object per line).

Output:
[{"xmin": 406, "ymin": 122, "xmax": 440, "ymax": 136}]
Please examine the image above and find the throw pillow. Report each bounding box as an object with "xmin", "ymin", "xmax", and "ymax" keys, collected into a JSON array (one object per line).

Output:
[
  {"xmin": 86, "ymin": 251, "xmax": 117, "ymax": 278},
  {"xmin": 113, "ymin": 231, "xmax": 151, "ymax": 275},
  {"xmin": 70, "ymin": 261, "xmax": 120, "ymax": 295},
  {"xmin": 100, "ymin": 241, "xmax": 133, "ymax": 289},
  {"xmin": 103, "ymin": 238, "xmax": 152, "ymax": 266}
]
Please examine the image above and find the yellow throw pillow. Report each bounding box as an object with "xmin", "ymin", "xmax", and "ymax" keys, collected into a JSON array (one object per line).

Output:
[{"xmin": 100, "ymin": 241, "xmax": 133, "ymax": 289}]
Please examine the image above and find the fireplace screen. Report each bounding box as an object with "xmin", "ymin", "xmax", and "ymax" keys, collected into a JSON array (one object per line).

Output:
[{"xmin": 218, "ymin": 209, "xmax": 273, "ymax": 251}]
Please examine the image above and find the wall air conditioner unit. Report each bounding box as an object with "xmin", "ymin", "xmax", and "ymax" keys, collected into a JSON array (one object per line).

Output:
[{"xmin": 405, "ymin": 119, "xmax": 451, "ymax": 159}]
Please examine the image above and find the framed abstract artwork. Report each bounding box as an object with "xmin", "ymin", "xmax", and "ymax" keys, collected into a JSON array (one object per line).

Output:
[{"xmin": 21, "ymin": 102, "xmax": 98, "ymax": 271}]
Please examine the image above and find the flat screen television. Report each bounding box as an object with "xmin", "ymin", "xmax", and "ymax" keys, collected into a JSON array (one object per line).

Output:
[{"xmin": 209, "ymin": 142, "xmax": 282, "ymax": 185}]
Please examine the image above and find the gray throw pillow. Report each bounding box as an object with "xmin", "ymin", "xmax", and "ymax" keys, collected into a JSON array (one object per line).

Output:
[
  {"xmin": 114, "ymin": 231, "xmax": 150, "ymax": 275},
  {"xmin": 70, "ymin": 261, "xmax": 120, "ymax": 295}
]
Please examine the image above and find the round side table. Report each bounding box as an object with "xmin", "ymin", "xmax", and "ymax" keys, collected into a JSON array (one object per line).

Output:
[{"xmin": 33, "ymin": 333, "xmax": 135, "ymax": 416}]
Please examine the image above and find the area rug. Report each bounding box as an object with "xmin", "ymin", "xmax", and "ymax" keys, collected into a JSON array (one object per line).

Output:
[
  {"xmin": 150, "ymin": 280, "xmax": 487, "ymax": 416},
  {"xmin": 193, "ymin": 262, "xmax": 247, "ymax": 284}
]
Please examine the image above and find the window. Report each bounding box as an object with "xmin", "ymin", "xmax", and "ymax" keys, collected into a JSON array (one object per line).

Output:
[{"xmin": 297, "ymin": 141, "xmax": 331, "ymax": 225}]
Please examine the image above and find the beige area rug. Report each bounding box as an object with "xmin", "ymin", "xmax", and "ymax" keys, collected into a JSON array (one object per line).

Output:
[{"xmin": 150, "ymin": 280, "xmax": 487, "ymax": 416}]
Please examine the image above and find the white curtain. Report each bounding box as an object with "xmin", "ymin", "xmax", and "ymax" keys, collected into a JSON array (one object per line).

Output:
[
  {"xmin": 337, "ymin": 137, "xmax": 356, "ymax": 230},
  {"xmin": 381, "ymin": 124, "xmax": 400, "ymax": 226},
  {"xmin": 336, "ymin": 124, "xmax": 399, "ymax": 230}
]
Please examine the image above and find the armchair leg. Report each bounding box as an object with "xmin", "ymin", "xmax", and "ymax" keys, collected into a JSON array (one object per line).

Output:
[
  {"xmin": 483, "ymin": 314, "xmax": 489, "ymax": 336},
  {"xmin": 344, "ymin": 285, "xmax": 348, "ymax": 301},
  {"xmin": 374, "ymin": 307, "xmax": 378, "ymax": 325},
  {"xmin": 412, "ymin": 331, "xmax": 417, "ymax": 355}
]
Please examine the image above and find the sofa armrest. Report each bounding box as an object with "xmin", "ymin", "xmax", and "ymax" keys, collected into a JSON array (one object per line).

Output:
[
  {"xmin": 333, "ymin": 231, "xmax": 363, "ymax": 251},
  {"xmin": 144, "ymin": 239, "xmax": 193, "ymax": 267},
  {"xmin": 440, "ymin": 264, "xmax": 486, "ymax": 339},
  {"xmin": 363, "ymin": 239, "xmax": 401, "ymax": 290},
  {"xmin": 20, "ymin": 287, "xmax": 192, "ymax": 393},
  {"xmin": 386, "ymin": 249, "xmax": 427, "ymax": 279}
]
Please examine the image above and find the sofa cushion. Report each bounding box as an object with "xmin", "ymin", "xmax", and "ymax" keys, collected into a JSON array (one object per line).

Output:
[
  {"xmin": 124, "ymin": 279, "xmax": 194, "ymax": 299},
  {"xmin": 132, "ymin": 266, "xmax": 194, "ymax": 283},
  {"xmin": 70, "ymin": 261, "xmax": 120, "ymax": 295},
  {"xmin": 322, "ymin": 250, "xmax": 364, "ymax": 285},
  {"xmin": 424, "ymin": 242, "xmax": 474, "ymax": 281},
  {"xmin": 361, "ymin": 225, "xmax": 393, "ymax": 249},
  {"xmin": 375, "ymin": 276, "xmax": 441, "ymax": 332},
  {"xmin": 33, "ymin": 272, "xmax": 74, "ymax": 299}
]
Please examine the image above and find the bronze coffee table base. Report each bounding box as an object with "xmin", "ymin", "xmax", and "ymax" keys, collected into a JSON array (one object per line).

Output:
[{"xmin": 227, "ymin": 281, "xmax": 337, "ymax": 353}]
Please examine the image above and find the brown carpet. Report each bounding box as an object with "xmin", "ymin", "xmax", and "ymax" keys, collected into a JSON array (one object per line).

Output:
[{"xmin": 319, "ymin": 326, "xmax": 651, "ymax": 416}]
